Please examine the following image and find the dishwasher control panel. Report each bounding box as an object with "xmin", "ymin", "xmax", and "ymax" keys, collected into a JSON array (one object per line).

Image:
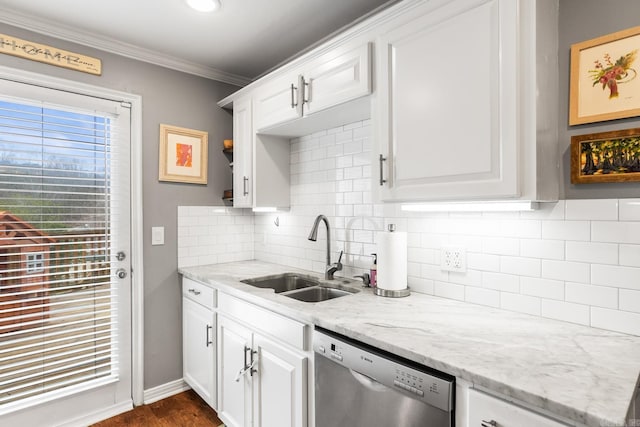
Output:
[{"xmin": 313, "ymin": 328, "xmax": 453, "ymax": 412}]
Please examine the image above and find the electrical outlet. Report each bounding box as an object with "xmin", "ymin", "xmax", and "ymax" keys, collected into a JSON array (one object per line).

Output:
[{"xmin": 441, "ymin": 245, "xmax": 466, "ymax": 272}]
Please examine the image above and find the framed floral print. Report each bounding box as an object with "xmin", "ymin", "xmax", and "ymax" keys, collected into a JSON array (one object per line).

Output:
[{"xmin": 569, "ymin": 26, "xmax": 640, "ymax": 125}]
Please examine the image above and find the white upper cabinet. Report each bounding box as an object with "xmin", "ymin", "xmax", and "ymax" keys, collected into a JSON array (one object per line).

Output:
[
  {"xmin": 252, "ymin": 43, "xmax": 372, "ymax": 134},
  {"xmin": 302, "ymin": 43, "xmax": 371, "ymax": 116},
  {"xmin": 232, "ymin": 97, "xmax": 253, "ymax": 208},
  {"xmin": 374, "ymin": 0, "xmax": 559, "ymax": 203},
  {"xmin": 254, "ymin": 72, "xmax": 303, "ymax": 132}
]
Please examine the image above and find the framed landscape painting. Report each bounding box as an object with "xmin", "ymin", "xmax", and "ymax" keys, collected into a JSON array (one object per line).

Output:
[
  {"xmin": 569, "ymin": 26, "xmax": 640, "ymax": 125},
  {"xmin": 571, "ymin": 128, "xmax": 640, "ymax": 184},
  {"xmin": 159, "ymin": 124, "xmax": 208, "ymax": 184}
]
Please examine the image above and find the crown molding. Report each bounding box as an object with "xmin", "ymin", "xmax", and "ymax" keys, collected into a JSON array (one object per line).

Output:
[{"xmin": 0, "ymin": 8, "xmax": 251, "ymax": 87}]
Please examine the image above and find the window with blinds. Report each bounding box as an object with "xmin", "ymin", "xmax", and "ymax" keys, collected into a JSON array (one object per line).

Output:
[{"xmin": 0, "ymin": 96, "xmax": 121, "ymax": 410}]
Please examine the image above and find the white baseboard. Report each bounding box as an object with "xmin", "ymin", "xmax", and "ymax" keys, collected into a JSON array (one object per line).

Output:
[
  {"xmin": 143, "ymin": 378, "xmax": 191, "ymax": 404},
  {"xmin": 57, "ymin": 400, "xmax": 133, "ymax": 427}
]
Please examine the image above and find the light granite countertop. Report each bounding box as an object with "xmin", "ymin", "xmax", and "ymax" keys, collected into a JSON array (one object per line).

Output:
[{"xmin": 179, "ymin": 260, "xmax": 640, "ymax": 427}]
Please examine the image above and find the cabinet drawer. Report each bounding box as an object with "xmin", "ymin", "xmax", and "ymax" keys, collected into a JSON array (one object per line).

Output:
[
  {"xmin": 182, "ymin": 277, "xmax": 216, "ymax": 310},
  {"xmin": 218, "ymin": 292, "xmax": 307, "ymax": 351},
  {"xmin": 468, "ymin": 389, "xmax": 568, "ymax": 427}
]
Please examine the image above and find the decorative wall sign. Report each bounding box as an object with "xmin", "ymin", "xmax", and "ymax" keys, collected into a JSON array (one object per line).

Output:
[
  {"xmin": 159, "ymin": 124, "xmax": 208, "ymax": 184},
  {"xmin": 569, "ymin": 26, "xmax": 640, "ymax": 125},
  {"xmin": 0, "ymin": 33, "xmax": 102, "ymax": 75},
  {"xmin": 571, "ymin": 128, "xmax": 640, "ymax": 184}
]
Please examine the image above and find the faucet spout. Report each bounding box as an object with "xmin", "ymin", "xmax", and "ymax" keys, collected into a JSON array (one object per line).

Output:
[{"xmin": 308, "ymin": 214, "xmax": 341, "ymax": 280}]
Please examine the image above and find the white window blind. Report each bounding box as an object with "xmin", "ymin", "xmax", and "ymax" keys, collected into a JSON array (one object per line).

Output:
[{"xmin": 0, "ymin": 87, "xmax": 129, "ymax": 412}]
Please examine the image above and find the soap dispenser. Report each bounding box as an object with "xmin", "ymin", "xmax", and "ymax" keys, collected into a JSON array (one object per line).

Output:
[{"xmin": 370, "ymin": 253, "xmax": 377, "ymax": 287}]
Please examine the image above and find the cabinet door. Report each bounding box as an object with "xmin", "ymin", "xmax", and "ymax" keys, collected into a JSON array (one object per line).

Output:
[
  {"xmin": 233, "ymin": 97, "xmax": 253, "ymax": 208},
  {"xmin": 254, "ymin": 73, "xmax": 303, "ymax": 131},
  {"xmin": 375, "ymin": 0, "xmax": 519, "ymax": 202},
  {"xmin": 468, "ymin": 389, "xmax": 568, "ymax": 427},
  {"xmin": 218, "ymin": 315, "xmax": 253, "ymax": 427},
  {"xmin": 303, "ymin": 43, "xmax": 371, "ymax": 116},
  {"xmin": 183, "ymin": 297, "xmax": 215, "ymax": 407},
  {"xmin": 252, "ymin": 333, "xmax": 307, "ymax": 427}
]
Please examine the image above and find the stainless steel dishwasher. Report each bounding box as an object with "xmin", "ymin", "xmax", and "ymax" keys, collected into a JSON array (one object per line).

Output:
[{"xmin": 314, "ymin": 327, "xmax": 455, "ymax": 427}]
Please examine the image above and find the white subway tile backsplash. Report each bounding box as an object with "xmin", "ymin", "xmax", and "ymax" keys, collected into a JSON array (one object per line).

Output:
[
  {"xmin": 465, "ymin": 287, "xmax": 500, "ymax": 308},
  {"xmin": 591, "ymin": 221, "xmax": 640, "ymax": 244},
  {"xmin": 500, "ymin": 293, "xmax": 541, "ymax": 316},
  {"xmin": 565, "ymin": 199, "xmax": 618, "ymax": 220},
  {"xmin": 619, "ymin": 199, "xmax": 640, "ymax": 221},
  {"xmin": 542, "ymin": 221, "xmax": 590, "ymax": 241},
  {"xmin": 520, "ymin": 239, "xmax": 565, "ymax": 260},
  {"xmin": 566, "ymin": 241, "xmax": 618, "ymax": 265},
  {"xmin": 521, "ymin": 277, "xmax": 564, "ymax": 300},
  {"xmin": 434, "ymin": 281, "xmax": 465, "ymax": 301},
  {"xmin": 592, "ymin": 264, "xmax": 640, "ymax": 291},
  {"xmin": 482, "ymin": 272, "xmax": 520, "ymax": 293},
  {"xmin": 176, "ymin": 120, "xmax": 640, "ymax": 337},
  {"xmin": 619, "ymin": 289, "xmax": 640, "ymax": 314},
  {"xmin": 541, "ymin": 299, "xmax": 590, "ymax": 326},
  {"xmin": 565, "ymin": 282, "xmax": 618, "ymax": 309},
  {"xmin": 619, "ymin": 244, "xmax": 640, "ymax": 267},
  {"xmin": 591, "ymin": 308, "xmax": 640, "ymax": 335},
  {"xmin": 500, "ymin": 256, "xmax": 541, "ymax": 277},
  {"xmin": 542, "ymin": 259, "xmax": 590, "ymax": 283},
  {"xmin": 482, "ymin": 237, "xmax": 520, "ymax": 256}
]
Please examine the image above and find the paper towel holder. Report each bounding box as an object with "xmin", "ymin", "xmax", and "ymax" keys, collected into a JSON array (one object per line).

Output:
[{"xmin": 374, "ymin": 223, "xmax": 410, "ymax": 298}]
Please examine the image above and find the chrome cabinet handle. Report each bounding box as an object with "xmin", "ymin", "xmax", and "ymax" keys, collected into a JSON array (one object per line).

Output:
[
  {"xmin": 379, "ymin": 154, "xmax": 387, "ymax": 186},
  {"xmin": 302, "ymin": 76, "xmax": 310, "ymax": 105},
  {"xmin": 243, "ymin": 176, "xmax": 249, "ymax": 196},
  {"xmin": 290, "ymin": 83, "xmax": 298, "ymax": 108},
  {"xmin": 235, "ymin": 345, "xmax": 255, "ymax": 382},
  {"xmin": 250, "ymin": 348, "xmax": 258, "ymax": 377},
  {"xmin": 188, "ymin": 288, "xmax": 201, "ymax": 295},
  {"xmin": 205, "ymin": 325, "xmax": 213, "ymax": 347},
  {"xmin": 481, "ymin": 420, "xmax": 497, "ymax": 427}
]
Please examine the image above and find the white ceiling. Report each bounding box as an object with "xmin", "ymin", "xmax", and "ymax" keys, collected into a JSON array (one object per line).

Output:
[{"xmin": 0, "ymin": 0, "xmax": 394, "ymax": 86}]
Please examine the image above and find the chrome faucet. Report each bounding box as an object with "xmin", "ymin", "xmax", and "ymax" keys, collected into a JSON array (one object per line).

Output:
[{"xmin": 308, "ymin": 214, "xmax": 343, "ymax": 280}]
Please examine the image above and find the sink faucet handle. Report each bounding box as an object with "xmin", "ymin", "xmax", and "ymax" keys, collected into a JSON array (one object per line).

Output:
[
  {"xmin": 353, "ymin": 273, "xmax": 370, "ymax": 287},
  {"xmin": 337, "ymin": 250, "xmax": 344, "ymax": 263}
]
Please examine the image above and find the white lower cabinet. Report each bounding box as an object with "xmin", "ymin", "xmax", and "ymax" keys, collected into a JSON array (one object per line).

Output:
[
  {"xmin": 217, "ymin": 294, "xmax": 308, "ymax": 427},
  {"xmin": 468, "ymin": 389, "xmax": 568, "ymax": 427},
  {"xmin": 182, "ymin": 278, "xmax": 217, "ymax": 408}
]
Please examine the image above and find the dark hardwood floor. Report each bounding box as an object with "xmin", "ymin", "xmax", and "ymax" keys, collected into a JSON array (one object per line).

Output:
[{"xmin": 91, "ymin": 390, "xmax": 223, "ymax": 427}]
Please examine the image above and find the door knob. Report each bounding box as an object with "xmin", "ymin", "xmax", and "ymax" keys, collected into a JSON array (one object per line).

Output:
[{"xmin": 116, "ymin": 268, "xmax": 127, "ymax": 279}]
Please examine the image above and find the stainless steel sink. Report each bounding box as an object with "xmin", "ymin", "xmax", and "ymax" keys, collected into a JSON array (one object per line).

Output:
[
  {"xmin": 282, "ymin": 286, "xmax": 356, "ymax": 302},
  {"xmin": 240, "ymin": 273, "xmax": 319, "ymax": 293},
  {"xmin": 240, "ymin": 272, "xmax": 359, "ymax": 302}
]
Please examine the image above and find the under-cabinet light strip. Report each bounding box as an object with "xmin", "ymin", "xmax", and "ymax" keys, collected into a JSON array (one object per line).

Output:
[{"xmin": 400, "ymin": 201, "xmax": 538, "ymax": 212}]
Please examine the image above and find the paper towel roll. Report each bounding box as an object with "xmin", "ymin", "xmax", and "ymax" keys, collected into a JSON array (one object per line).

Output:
[{"xmin": 377, "ymin": 229, "xmax": 408, "ymax": 291}]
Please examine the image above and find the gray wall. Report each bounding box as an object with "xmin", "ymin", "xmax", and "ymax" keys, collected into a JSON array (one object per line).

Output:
[
  {"xmin": 0, "ymin": 23, "xmax": 238, "ymax": 389},
  {"xmin": 559, "ymin": 0, "xmax": 640, "ymax": 198}
]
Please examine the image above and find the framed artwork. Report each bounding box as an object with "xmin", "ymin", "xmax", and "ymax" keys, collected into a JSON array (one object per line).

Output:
[
  {"xmin": 569, "ymin": 26, "xmax": 640, "ymax": 125},
  {"xmin": 158, "ymin": 124, "xmax": 208, "ymax": 184},
  {"xmin": 571, "ymin": 128, "xmax": 640, "ymax": 184}
]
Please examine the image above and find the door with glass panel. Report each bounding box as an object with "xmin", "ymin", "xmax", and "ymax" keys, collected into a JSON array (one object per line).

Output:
[{"xmin": 0, "ymin": 79, "xmax": 132, "ymax": 425}]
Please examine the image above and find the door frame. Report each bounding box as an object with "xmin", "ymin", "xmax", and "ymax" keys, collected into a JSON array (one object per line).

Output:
[{"xmin": 0, "ymin": 65, "xmax": 145, "ymax": 407}]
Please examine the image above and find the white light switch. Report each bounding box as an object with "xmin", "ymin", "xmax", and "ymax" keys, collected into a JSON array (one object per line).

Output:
[{"xmin": 151, "ymin": 226, "xmax": 165, "ymax": 246}]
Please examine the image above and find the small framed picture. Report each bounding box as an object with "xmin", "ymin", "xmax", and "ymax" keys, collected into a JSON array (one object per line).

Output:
[
  {"xmin": 571, "ymin": 128, "xmax": 640, "ymax": 184},
  {"xmin": 158, "ymin": 124, "xmax": 208, "ymax": 184},
  {"xmin": 569, "ymin": 26, "xmax": 640, "ymax": 125}
]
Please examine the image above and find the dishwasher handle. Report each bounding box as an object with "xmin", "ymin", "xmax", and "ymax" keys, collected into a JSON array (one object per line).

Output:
[{"xmin": 349, "ymin": 368, "xmax": 388, "ymax": 392}]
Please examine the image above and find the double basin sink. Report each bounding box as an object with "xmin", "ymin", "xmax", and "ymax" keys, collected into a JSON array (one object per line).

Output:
[{"xmin": 240, "ymin": 273, "xmax": 359, "ymax": 303}]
